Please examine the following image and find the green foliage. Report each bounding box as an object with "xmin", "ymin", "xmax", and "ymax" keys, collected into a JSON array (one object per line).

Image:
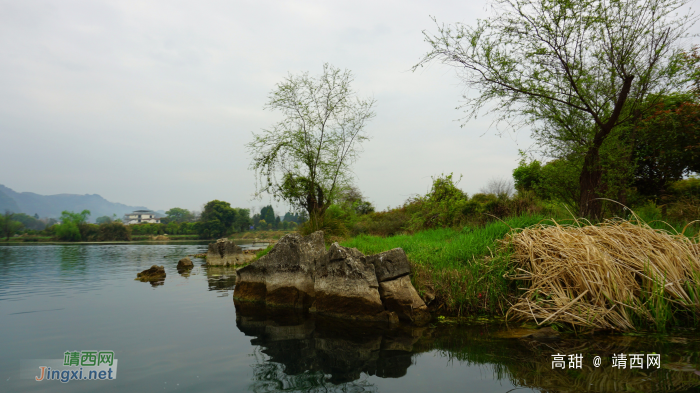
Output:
[
  {"xmin": 342, "ymin": 214, "xmax": 546, "ymax": 314},
  {"xmin": 12, "ymin": 213, "xmax": 46, "ymax": 231},
  {"xmin": 512, "ymin": 159, "xmax": 542, "ymax": 193},
  {"xmin": 299, "ymin": 205, "xmax": 349, "ymax": 239},
  {"xmin": 247, "ymin": 63, "xmax": 375, "ymax": 217},
  {"xmin": 407, "ymin": 173, "xmax": 470, "ymax": 231},
  {"xmin": 416, "ymin": 0, "xmax": 699, "ymax": 217},
  {"xmin": 1, "ymin": 210, "xmax": 24, "ymax": 240},
  {"xmin": 260, "ymin": 205, "xmax": 276, "ymax": 228},
  {"xmin": 669, "ymin": 176, "xmax": 700, "ymax": 199},
  {"xmin": 55, "ymin": 222, "xmax": 81, "ymax": 241},
  {"xmin": 165, "ymin": 207, "xmax": 194, "ymax": 223},
  {"xmin": 96, "ymin": 222, "xmax": 131, "ymax": 241},
  {"xmin": 633, "ymin": 94, "xmax": 700, "ymax": 200},
  {"xmin": 53, "ymin": 210, "xmax": 90, "ymax": 241},
  {"xmin": 233, "ymin": 208, "xmax": 252, "ymax": 232},
  {"xmin": 95, "ymin": 216, "xmax": 112, "ymax": 225},
  {"xmin": 198, "ymin": 200, "xmax": 237, "ymax": 239}
]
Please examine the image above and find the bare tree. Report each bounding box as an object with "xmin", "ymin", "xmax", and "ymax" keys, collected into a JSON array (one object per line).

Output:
[{"xmin": 480, "ymin": 177, "xmax": 515, "ymax": 198}]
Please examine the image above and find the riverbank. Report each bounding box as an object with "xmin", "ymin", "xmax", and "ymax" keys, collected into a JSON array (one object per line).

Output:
[
  {"xmin": 340, "ymin": 213, "xmax": 700, "ymax": 332},
  {"xmin": 0, "ymin": 230, "xmax": 290, "ymax": 244}
]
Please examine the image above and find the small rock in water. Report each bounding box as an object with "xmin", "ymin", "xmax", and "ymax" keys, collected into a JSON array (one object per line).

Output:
[
  {"xmin": 177, "ymin": 257, "xmax": 194, "ymax": 271},
  {"xmin": 136, "ymin": 265, "xmax": 166, "ymax": 282}
]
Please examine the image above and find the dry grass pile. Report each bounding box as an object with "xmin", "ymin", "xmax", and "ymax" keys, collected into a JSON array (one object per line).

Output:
[{"xmin": 506, "ymin": 218, "xmax": 700, "ymax": 330}]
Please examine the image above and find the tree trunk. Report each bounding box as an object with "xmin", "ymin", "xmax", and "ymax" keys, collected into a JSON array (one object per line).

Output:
[{"xmin": 579, "ymin": 146, "xmax": 603, "ymax": 219}]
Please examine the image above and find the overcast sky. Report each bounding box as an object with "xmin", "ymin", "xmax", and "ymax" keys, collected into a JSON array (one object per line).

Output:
[{"xmin": 2, "ymin": 0, "xmax": 699, "ymax": 214}]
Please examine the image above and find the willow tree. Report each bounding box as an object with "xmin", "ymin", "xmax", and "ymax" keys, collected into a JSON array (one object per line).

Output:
[
  {"xmin": 247, "ymin": 64, "xmax": 375, "ymax": 219},
  {"xmin": 415, "ymin": 0, "xmax": 698, "ymax": 218}
]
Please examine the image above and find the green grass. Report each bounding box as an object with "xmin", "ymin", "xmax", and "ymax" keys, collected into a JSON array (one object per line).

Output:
[{"xmin": 341, "ymin": 214, "xmax": 547, "ymax": 316}]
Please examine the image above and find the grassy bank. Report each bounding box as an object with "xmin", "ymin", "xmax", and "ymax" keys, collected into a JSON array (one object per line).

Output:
[
  {"xmin": 341, "ymin": 214, "xmax": 547, "ymax": 317},
  {"xmin": 341, "ymin": 213, "xmax": 700, "ymax": 331}
]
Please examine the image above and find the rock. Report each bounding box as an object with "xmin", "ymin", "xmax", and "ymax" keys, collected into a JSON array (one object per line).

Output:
[
  {"xmin": 520, "ymin": 326, "xmax": 561, "ymax": 341},
  {"xmin": 136, "ymin": 265, "xmax": 166, "ymax": 282},
  {"xmin": 312, "ymin": 243, "xmax": 396, "ymax": 323},
  {"xmin": 364, "ymin": 248, "xmax": 411, "ymax": 282},
  {"xmin": 378, "ymin": 275, "xmax": 431, "ymax": 325},
  {"xmin": 206, "ymin": 238, "xmax": 254, "ymax": 266},
  {"xmin": 177, "ymin": 257, "xmax": 194, "ymax": 271},
  {"xmin": 234, "ymin": 231, "xmax": 325, "ymax": 308},
  {"xmin": 234, "ymin": 231, "xmax": 425, "ymax": 325}
]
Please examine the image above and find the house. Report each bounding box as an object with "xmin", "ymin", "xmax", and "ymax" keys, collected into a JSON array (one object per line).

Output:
[{"xmin": 124, "ymin": 210, "xmax": 161, "ymax": 225}]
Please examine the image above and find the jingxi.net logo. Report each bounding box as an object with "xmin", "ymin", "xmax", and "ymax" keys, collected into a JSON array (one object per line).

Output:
[{"xmin": 20, "ymin": 350, "xmax": 118, "ymax": 383}]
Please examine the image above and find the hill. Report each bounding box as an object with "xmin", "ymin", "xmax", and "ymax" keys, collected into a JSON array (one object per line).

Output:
[{"xmin": 0, "ymin": 185, "xmax": 152, "ymax": 221}]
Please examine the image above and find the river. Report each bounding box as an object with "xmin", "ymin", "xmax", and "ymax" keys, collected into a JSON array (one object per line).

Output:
[{"xmin": 1, "ymin": 243, "xmax": 699, "ymax": 392}]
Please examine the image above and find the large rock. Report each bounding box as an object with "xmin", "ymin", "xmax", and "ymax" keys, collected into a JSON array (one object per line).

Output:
[
  {"xmin": 136, "ymin": 265, "xmax": 166, "ymax": 282},
  {"xmin": 234, "ymin": 231, "xmax": 429, "ymax": 325},
  {"xmin": 365, "ymin": 248, "xmax": 411, "ymax": 282},
  {"xmin": 312, "ymin": 243, "xmax": 397, "ymax": 324},
  {"xmin": 234, "ymin": 232, "xmax": 325, "ymax": 308},
  {"xmin": 207, "ymin": 239, "xmax": 253, "ymax": 266},
  {"xmin": 379, "ymin": 275, "xmax": 431, "ymax": 325}
]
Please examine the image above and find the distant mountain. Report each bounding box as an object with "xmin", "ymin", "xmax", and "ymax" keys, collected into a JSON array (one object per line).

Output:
[{"xmin": 0, "ymin": 185, "xmax": 152, "ymax": 222}]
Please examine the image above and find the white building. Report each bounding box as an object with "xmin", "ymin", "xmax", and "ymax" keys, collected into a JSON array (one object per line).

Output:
[{"xmin": 124, "ymin": 210, "xmax": 161, "ymax": 225}]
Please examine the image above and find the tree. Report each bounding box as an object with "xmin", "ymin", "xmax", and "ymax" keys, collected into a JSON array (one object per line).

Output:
[
  {"xmin": 631, "ymin": 93, "xmax": 700, "ymax": 201},
  {"xmin": 95, "ymin": 216, "xmax": 112, "ymax": 225},
  {"xmin": 260, "ymin": 205, "xmax": 276, "ymax": 228},
  {"xmin": 480, "ymin": 177, "xmax": 515, "ymax": 198},
  {"xmin": 12, "ymin": 213, "xmax": 46, "ymax": 231},
  {"xmin": 233, "ymin": 208, "xmax": 252, "ymax": 232},
  {"xmin": 1, "ymin": 210, "xmax": 23, "ymax": 240},
  {"xmin": 54, "ymin": 210, "xmax": 90, "ymax": 241},
  {"xmin": 165, "ymin": 207, "xmax": 194, "ymax": 223},
  {"xmin": 415, "ymin": 0, "xmax": 699, "ymax": 218},
  {"xmin": 248, "ymin": 63, "xmax": 376, "ymax": 220},
  {"xmin": 198, "ymin": 200, "xmax": 237, "ymax": 239}
]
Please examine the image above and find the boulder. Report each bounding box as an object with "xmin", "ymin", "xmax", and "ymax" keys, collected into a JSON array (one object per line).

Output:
[
  {"xmin": 177, "ymin": 257, "xmax": 194, "ymax": 271},
  {"xmin": 378, "ymin": 275, "xmax": 431, "ymax": 325},
  {"xmin": 234, "ymin": 231, "xmax": 428, "ymax": 326},
  {"xmin": 364, "ymin": 248, "xmax": 411, "ymax": 282},
  {"xmin": 234, "ymin": 231, "xmax": 325, "ymax": 308},
  {"xmin": 312, "ymin": 243, "xmax": 397, "ymax": 323},
  {"xmin": 136, "ymin": 265, "xmax": 166, "ymax": 282},
  {"xmin": 207, "ymin": 239, "xmax": 253, "ymax": 266}
]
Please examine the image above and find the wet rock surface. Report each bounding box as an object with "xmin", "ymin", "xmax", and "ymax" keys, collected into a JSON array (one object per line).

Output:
[
  {"xmin": 234, "ymin": 231, "xmax": 429, "ymax": 325},
  {"xmin": 235, "ymin": 232, "xmax": 324, "ymax": 308},
  {"xmin": 206, "ymin": 238, "xmax": 254, "ymax": 266},
  {"xmin": 177, "ymin": 257, "xmax": 194, "ymax": 271},
  {"xmin": 136, "ymin": 265, "xmax": 166, "ymax": 282},
  {"xmin": 379, "ymin": 275, "xmax": 431, "ymax": 325}
]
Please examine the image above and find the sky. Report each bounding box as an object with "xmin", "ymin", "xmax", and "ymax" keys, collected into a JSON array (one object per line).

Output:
[{"xmin": 1, "ymin": 0, "xmax": 699, "ymax": 215}]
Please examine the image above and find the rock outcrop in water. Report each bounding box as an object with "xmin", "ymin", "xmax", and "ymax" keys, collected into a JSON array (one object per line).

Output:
[
  {"xmin": 136, "ymin": 265, "xmax": 166, "ymax": 282},
  {"xmin": 235, "ymin": 231, "xmax": 324, "ymax": 308},
  {"xmin": 234, "ymin": 231, "xmax": 430, "ymax": 325},
  {"xmin": 206, "ymin": 238, "xmax": 255, "ymax": 266},
  {"xmin": 177, "ymin": 257, "xmax": 194, "ymax": 271}
]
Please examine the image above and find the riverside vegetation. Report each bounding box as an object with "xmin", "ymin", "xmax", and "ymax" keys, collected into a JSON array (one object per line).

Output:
[{"xmin": 299, "ymin": 174, "xmax": 700, "ymax": 333}]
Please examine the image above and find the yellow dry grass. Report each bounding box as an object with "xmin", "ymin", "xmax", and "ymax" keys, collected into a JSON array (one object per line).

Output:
[{"xmin": 506, "ymin": 217, "xmax": 700, "ymax": 330}]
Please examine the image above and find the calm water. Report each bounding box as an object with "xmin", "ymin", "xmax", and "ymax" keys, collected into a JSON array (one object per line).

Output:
[{"xmin": 1, "ymin": 244, "xmax": 700, "ymax": 393}]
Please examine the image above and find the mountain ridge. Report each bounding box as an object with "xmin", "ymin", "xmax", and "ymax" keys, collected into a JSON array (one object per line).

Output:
[{"xmin": 0, "ymin": 185, "xmax": 154, "ymax": 222}]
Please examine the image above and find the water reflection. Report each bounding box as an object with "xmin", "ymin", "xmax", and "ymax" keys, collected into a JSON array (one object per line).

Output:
[
  {"xmin": 235, "ymin": 302, "xmax": 429, "ymax": 389},
  {"xmin": 58, "ymin": 245, "xmax": 88, "ymax": 274},
  {"xmin": 235, "ymin": 301, "xmax": 700, "ymax": 393},
  {"xmin": 207, "ymin": 266, "xmax": 238, "ymax": 291}
]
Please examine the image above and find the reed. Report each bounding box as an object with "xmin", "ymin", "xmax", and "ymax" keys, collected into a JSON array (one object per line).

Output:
[{"xmin": 506, "ymin": 216, "xmax": 700, "ymax": 331}]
